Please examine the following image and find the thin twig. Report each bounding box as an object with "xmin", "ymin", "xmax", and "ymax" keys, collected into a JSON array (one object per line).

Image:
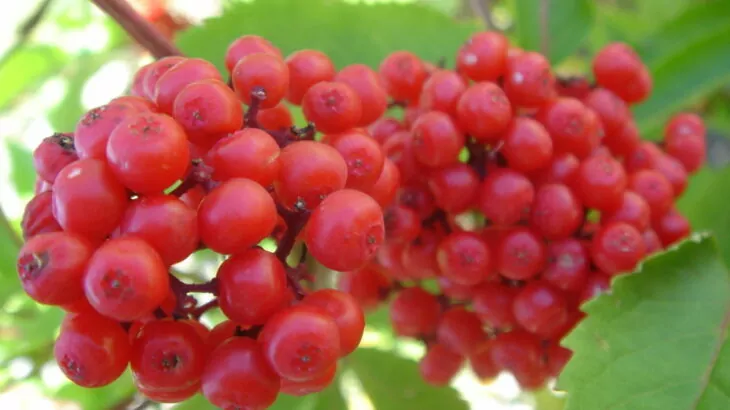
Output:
[
  {"xmin": 91, "ymin": 0, "xmax": 182, "ymax": 58},
  {"xmin": 469, "ymin": 0, "xmax": 495, "ymax": 30},
  {"xmin": 539, "ymin": 0, "xmax": 550, "ymax": 57}
]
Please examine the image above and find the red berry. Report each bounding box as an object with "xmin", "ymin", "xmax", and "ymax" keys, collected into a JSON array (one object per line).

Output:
[
  {"xmin": 530, "ymin": 184, "xmax": 584, "ymax": 240},
  {"xmin": 142, "ymin": 56, "xmax": 186, "ymax": 100},
  {"xmin": 335, "ymin": 64, "xmax": 389, "ymax": 126},
  {"xmin": 419, "ymin": 69, "xmax": 467, "ymax": 117},
  {"xmin": 130, "ymin": 63, "xmax": 153, "ymax": 97},
  {"xmin": 419, "ymin": 343, "xmax": 464, "ymax": 387},
  {"xmin": 591, "ymin": 222, "xmax": 646, "ymax": 275},
  {"xmin": 496, "ymin": 228, "xmax": 547, "ymax": 280},
  {"xmin": 546, "ymin": 343, "xmax": 573, "ymax": 377},
  {"xmin": 536, "ymin": 98, "xmax": 595, "ymax": 158},
  {"xmin": 382, "ymin": 130, "xmax": 421, "ymax": 184},
  {"xmin": 33, "ymin": 133, "xmax": 78, "ymax": 183},
  {"xmin": 530, "ymin": 153, "xmax": 580, "ymax": 188},
  {"xmin": 472, "ymin": 282, "xmax": 519, "ymax": 329},
  {"xmin": 643, "ymin": 229, "xmax": 664, "ymax": 255},
  {"xmin": 281, "ymin": 363, "xmax": 337, "ymax": 396},
  {"xmin": 207, "ymin": 128, "xmax": 281, "ymax": 187},
  {"xmin": 456, "ymin": 82, "xmax": 512, "ymax": 143},
  {"xmin": 259, "ymin": 305, "xmax": 341, "ymax": 381},
  {"xmin": 502, "ymin": 118, "xmax": 554, "ymax": 173},
  {"xmin": 285, "ymin": 49, "xmax": 336, "ymax": 105},
  {"xmin": 489, "ymin": 330, "xmax": 543, "ymax": 376},
  {"xmin": 328, "ymin": 129, "xmax": 385, "ymax": 191},
  {"xmin": 74, "ymin": 103, "xmax": 140, "ymax": 160},
  {"xmin": 543, "ymin": 239, "xmax": 589, "ymax": 292},
  {"xmin": 401, "ymin": 229, "xmax": 442, "ymax": 279},
  {"xmin": 652, "ymin": 207, "xmax": 691, "ymax": 247},
  {"xmin": 201, "ymin": 337, "xmax": 280, "ymax": 410},
  {"xmin": 256, "ymin": 103, "xmax": 293, "ymax": 130},
  {"xmin": 172, "ymin": 79, "xmax": 243, "ymax": 144},
  {"xmin": 437, "ymin": 307, "xmax": 487, "ymax": 355},
  {"xmin": 275, "ymin": 140, "xmax": 348, "ymax": 211},
  {"xmin": 389, "ymin": 287, "xmax": 441, "ymax": 338},
  {"xmin": 224, "ymin": 35, "xmax": 282, "ymax": 73},
  {"xmin": 217, "ymin": 248, "xmax": 288, "ymax": 326},
  {"xmin": 52, "ymin": 159, "xmax": 128, "ymax": 242},
  {"xmin": 437, "ymin": 232, "xmax": 492, "ymax": 286},
  {"xmin": 302, "ymin": 81, "xmax": 362, "ymax": 134},
  {"xmin": 411, "ymin": 111, "xmax": 465, "ymax": 168},
  {"xmin": 513, "ymin": 281, "xmax": 569, "ymax": 338},
  {"xmin": 368, "ymin": 117, "xmax": 405, "ymax": 145},
  {"xmin": 573, "ymin": 154, "xmax": 627, "ymax": 211},
  {"xmin": 604, "ymin": 119, "xmax": 641, "ymax": 158},
  {"xmin": 628, "ymin": 169, "xmax": 674, "ymax": 216},
  {"xmin": 478, "ymin": 169, "xmax": 534, "ymax": 226},
  {"xmin": 438, "ymin": 276, "xmax": 479, "ymax": 301},
  {"xmin": 107, "ymin": 112, "xmax": 190, "ymax": 194},
  {"xmin": 384, "ymin": 205, "xmax": 421, "ymax": 243},
  {"xmin": 21, "ymin": 191, "xmax": 62, "ymax": 240},
  {"xmin": 301, "ymin": 289, "xmax": 365, "ymax": 356},
  {"xmin": 363, "ymin": 158, "xmax": 401, "ymax": 208},
  {"xmin": 593, "ymin": 42, "xmax": 652, "ymax": 103},
  {"xmin": 503, "ymin": 52, "xmax": 555, "ymax": 107},
  {"xmin": 54, "ymin": 312, "xmax": 131, "ymax": 387},
  {"xmin": 601, "ymin": 191, "xmax": 651, "ymax": 231},
  {"xmin": 154, "ymin": 58, "xmax": 223, "ymax": 113},
  {"xmin": 456, "ymin": 31, "xmax": 509, "ymax": 82},
  {"xmin": 580, "ymin": 272, "xmax": 612, "ymax": 303},
  {"xmin": 469, "ymin": 340, "xmax": 499, "ymax": 381},
  {"xmin": 427, "ymin": 163, "xmax": 480, "ymax": 214},
  {"xmin": 625, "ymin": 141, "xmax": 663, "ymax": 173},
  {"xmin": 338, "ymin": 266, "xmax": 391, "ymax": 312},
  {"xmin": 654, "ymin": 154, "xmax": 688, "ymax": 197},
  {"xmin": 583, "ymin": 88, "xmax": 630, "ymax": 137},
  {"xmin": 109, "ymin": 95, "xmax": 157, "ymax": 112},
  {"xmin": 231, "ymin": 53, "xmax": 290, "ymax": 110},
  {"xmin": 378, "ymin": 51, "xmax": 427, "ymax": 102}
]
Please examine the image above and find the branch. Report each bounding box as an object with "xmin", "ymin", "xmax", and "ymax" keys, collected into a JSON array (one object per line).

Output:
[
  {"xmin": 539, "ymin": 0, "xmax": 550, "ymax": 57},
  {"xmin": 90, "ymin": 0, "xmax": 182, "ymax": 58},
  {"xmin": 469, "ymin": 0, "xmax": 495, "ymax": 30}
]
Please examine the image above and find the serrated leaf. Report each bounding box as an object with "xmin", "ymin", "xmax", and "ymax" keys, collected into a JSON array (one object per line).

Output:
[
  {"xmin": 348, "ymin": 348, "xmax": 467, "ymax": 410},
  {"xmin": 0, "ymin": 46, "xmax": 67, "ymax": 112},
  {"xmin": 177, "ymin": 0, "xmax": 478, "ymax": 73},
  {"xmin": 558, "ymin": 234, "xmax": 730, "ymax": 410},
  {"xmin": 6, "ymin": 140, "xmax": 35, "ymax": 197},
  {"xmin": 512, "ymin": 0, "xmax": 595, "ymax": 63}
]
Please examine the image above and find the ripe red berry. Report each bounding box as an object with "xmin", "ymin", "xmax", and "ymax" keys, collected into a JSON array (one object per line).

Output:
[
  {"xmin": 438, "ymin": 276, "xmax": 479, "ymax": 301},
  {"xmin": 593, "ymin": 42, "xmax": 652, "ymax": 104},
  {"xmin": 21, "ymin": 191, "xmax": 62, "ymax": 240},
  {"xmin": 285, "ymin": 49, "xmax": 336, "ymax": 105},
  {"xmin": 643, "ymin": 229, "xmax": 664, "ymax": 255},
  {"xmin": 573, "ymin": 154, "xmax": 627, "ymax": 211},
  {"xmin": 305, "ymin": 189, "xmax": 385, "ymax": 271},
  {"xmin": 338, "ymin": 266, "xmax": 391, "ymax": 312},
  {"xmin": 142, "ymin": 56, "xmax": 186, "ymax": 100},
  {"xmin": 389, "ymin": 287, "xmax": 441, "ymax": 338},
  {"xmin": 419, "ymin": 69, "xmax": 467, "ymax": 117},
  {"xmin": 201, "ymin": 337, "xmax": 280, "ymax": 410},
  {"xmin": 664, "ymin": 122, "xmax": 706, "ymax": 173},
  {"xmin": 363, "ymin": 158, "xmax": 401, "ymax": 208},
  {"xmin": 536, "ymin": 98, "xmax": 595, "ymax": 158},
  {"xmin": 232, "ymin": 53, "xmax": 290, "ymax": 109},
  {"xmin": 427, "ymin": 163, "xmax": 479, "ymax": 214},
  {"xmin": 604, "ymin": 119, "xmax": 641, "ymax": 158},
  {"xmin": 437, "ymin": 307, "xmax": 487, "ymax": 355},
  {"xmin": 117, "ymin": 195, "xmax": 199, "ymax": 266},
  {"xmin": 591, "ymin": 221, "xmax": 646, "ymax": 275},
  {"xmin": 478, "ymin": 169, "xmax": 534, "ymax": 226},
  {"xmin": 54, "ymin": 312, "xmax": 131, "ymax": 387},
  {"xmin": 665, "ymin": 112, "xmax": 705, "ymax": 139},
  {"xmin": 74, "ymin": 103, "xmax": 140, "ymax": 160},
  {"xmin": 530, "ymin": 184, "xmax": 584, "ymax": 240},
  {"xmin": 495, "ymin": 227, "xmax": 547, "ymax": 280},
  {"xmin": 84, "ymin": 237, "xmax": 169, "ymax": 321},
  {"xmin": 501, "ymin": 118, "xmax": 554, "ymax": 173},
  {"xmin": 628, "ymin": 169, "xmax": 674, "ymax": 216},
  {"xmin": 198, "ymin": 178, "xmax": 277, "ymax": 254},
  {"xmin": 301, "ymin": 289, "xmax": 365, "ymax": 356},
  {"xmin": 652, "ymin": 207, "xmax": 691, "ymax": 247},
  {"xmin": 52, "ymin": 158, "xmax": 128, "ymax": 242},
  {"xmin": 217, "ymin": 248, "xmax": 288, "ymax": 326},
  {"xmin": 503, "ymin": 51, "xmax": 555, "ymax": 107},
  {"xmin": 106, "ymin": 112, "xmax": 190, "ymax": 194},
  {"xmin": 109, "ymin": 95, "xmax": 157, "ymax": 113},
  {"xmin": 33, "ymin": 133, "xmax": 78, "ymax": 183},
  {"xmin": 382, "ymin": 130, "xmax": 421, "ymax": 183},
  {"xmin": 472, "ymin": 282, "xmax": 519, "ymax": 329},
  {"xmin": 469, "ymin": 340, "xmax": 499, "ymax": 381},
  {"xmin": 172, "ymin": 79, "xmax": 243, "ymax": 144},
  {"xmin": 256, "ymin": 103, "xmax": 293, "ymax": 130},
  {"xmin": 489, "ymin": 330, "xmax": 543, "ymax": 377},
  {"xmin": 513, "ymin": 281, "xmax": 569, "ymax": 338},
  {"xmin": 456, "ymin": 31, "xmax": 509, "ymax": 82},
  {"xmin": 625, "ymin": 141, "xmax": 663, "ymax": 173},
  {"xmin": 411, "ymin": 111, "xmax": 465, "ymax": 168},
  {"xmin": 207, "ymin": 128, "xmax": 281, "ymax": 187},
  {"xmin": 384, "ymin": 205, "xmax": 421, "ymax": 243},
  {"xmin": 154, "ymin": 58, "xmax": 223, "ymax": 113},
  {"xmin": 654, "ymin": 154, "xmax": 688, "ymax": 197},
  {"xmin": 456, "ymin": 82, "xmax": 512, "ymax": 143},
  {"xmin": 328, "ymin": 129, "xmax": 385, "ymax": 191},
  {"xmin": 401, "ymin": 229, "xmax": 442, "ymax": 279},
  {"xmin": 543, "ymin": 239, "xmax": 589, "ymax": 292},
  {"xmin": 601, "ymin": 191, "xmax": 651, "ymax": 231},
  {"xmin": 259, "ymin": 304, "xmax": 341, "ymax": 381},
  {"xmin": 368, "ymin": 117, "xmax": 405, "ymax": 145},
  {"xmin": 530, "ymin": 152, "xmax": 580, "ymax": 188},
  {"xmin": 437, "ymin": 232, "xmax": 492, "ymax": 286},
  {"xmin": 583, "ymin": 88, "xmax": 630, "ymax": 137},
  {"xmin": 335, "ymin": 64, "xmax": 389, "ymax": 126},
  {"xmin": 302, "ymin": 81, "xmax": 363, "ymax": 134},
  {"xmin": 224, "ymin": 34, "xmax": 282, "ymax": 73},
  {"xmin": 378, "ymin": 51, "xmax": 428, "ymax": 102},
  {"xmin": 419, "ymin": 343, "xmax": 464, "ymax": 387},
  {"xmin": 280, "ymin": 363, "xmax": 337, "ymax": 396}
]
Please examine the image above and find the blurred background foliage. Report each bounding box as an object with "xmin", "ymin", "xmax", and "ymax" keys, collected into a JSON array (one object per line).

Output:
[{"xmin": 0, "ymin": 0, "xmax": 728, "ymax": 409}]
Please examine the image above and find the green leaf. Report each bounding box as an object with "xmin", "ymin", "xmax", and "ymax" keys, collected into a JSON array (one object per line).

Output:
[
  {"xmin": 512, "ymin": 0, "xmax": 595, "ymax": 63},
  {"xmin": 55, "ymin": 371, "xmax": 136, "ymax": 410},
  {"xmin": 348, "ymin": 348, "xmax": 467, "ymax": 410},
  {"xmin": 633, "ymin": 3, "xmax": 730, "ymax": 138},
  {"xmin": 0, "ymin": 46, "xmax": 67, "ymax": 112},
  {"xmin": 558, "ymin": 234, "xmax": 730, "ymax": 410},
  {"xmin": 177, "ymin": 0, "xmax": 478, "ymax": 73},
  {"xmin": 594, "ymin": 0, "xmax": 690, "ymax": 44},
  {"xmin": 6, "ymin": 140, "xmax": 35, "ymax": 197},
  {"xmin": 0, "ymin": 211, "xmax": 22, "ymax": 303}
]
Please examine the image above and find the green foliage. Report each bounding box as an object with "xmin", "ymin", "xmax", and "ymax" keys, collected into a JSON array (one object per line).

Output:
[
  {"xmin": 0, "ymin": 46, "xmax": 67, "ymax": 112},
  {"xmin": 512, "ymin": 0, "xmax": 595, "ymax": 64},
  {"xmin": 558, "ymin": 234, "xmax": 730, "ymax": 410},
  {"xmin": 7, "ymin": 140, "xmax": 35, "ymax": 197}
]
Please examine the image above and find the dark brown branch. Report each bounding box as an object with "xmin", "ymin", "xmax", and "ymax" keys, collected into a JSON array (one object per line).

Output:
[{"xmin": 91, "ymin": 0, "xmax": 182, "ymax": 58}]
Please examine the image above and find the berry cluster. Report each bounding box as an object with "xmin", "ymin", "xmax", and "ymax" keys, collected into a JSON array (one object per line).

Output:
[
  {"xmin": 16, "ymin": 28, "xmax": 706, "ymax": 408},
  {"xmin": 336, "ymin": 37, "xmax": 705, "ymax": 389}
]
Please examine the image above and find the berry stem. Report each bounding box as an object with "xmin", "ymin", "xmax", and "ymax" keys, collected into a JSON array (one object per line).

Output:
[
  {"xmin": 466, "ymin": 138, "xmax": 487, "ymax": 178},
  {"xmin": 191, "ymin": 299, "xmax": 219, "ymax": 320},
  {"xmin": 275, "ymin": 204, "xmax": 312, "ymax": 299},
  {"xmin": 91, "ymin": 0, "xmax": 183, "ymax": 59},
  {"xmin": 169, "ymin": 274, "xmax": 219, "ymax": 295},
  {"xmin": 244, "ymin": 88, "xmax": 266, "ymax": 129}
]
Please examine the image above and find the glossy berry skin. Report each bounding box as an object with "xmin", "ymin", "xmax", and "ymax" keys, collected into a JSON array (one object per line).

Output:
[
  {"xmin": 573, "ymin": 154, "xmax": 627, "ymax": 211},
  {"xmin": 154, "ymin": 58, "xmax": 223, "ymax": 113},
  {"xmin": 302, "ymin": 81, "xmax": 362, "ymax": 134},
  {"xmin": 583, "ymin": 88, "xmax": 630, "ymax": 137},
  {"xmin": 21, "ymin": 191, "xmax": 62, "ymax": 240},
  {"xmin": 411, "ymin": 111, "xmax": 465, "ymax": 168},
  {"xmin": 285, "ymin": 49, "xmax": 336, "ymax": 105},
  {"xmin": 131, "ymin": 319, "xmax": 207, "ymax": 400},
  {"xmin": 503, "ymin": 51, "xmax": 555, "ymax": 108},
  {"xmin": 368, "ymin": 117, "xmax": 405, "ymax": 145},
  {"xmin": 513, "ymin": 281, "xmax": 569, "ymax": 338},
  {"xmin": 207, "ymin": 129, "xmax": 281, "ymax": 187},
  {"xmin": 469, "ymin": 340, "xmax": 499, "ymax": 381},
  {"xmin": 591, "ymin": 222, "xmax": 646, "ymax": 275},
  {"xmin": 389, "ymin": 287, "xmax": 441, "ymax": 338},
  {"xmin": 54, "ymin": 312, "xmax": 131, "ymax": 388},
  {"xmin": 536, "ymin": 98, "xmax": 594, "ymax": 158},
  {"xmin": 489, "ymin": 330, "xmax": 543, "ymax": 377},
  {"xmin": 232, "ymin": 53, "xmax": 289, "ymax": 109},
  {"xmin": 275, "ymin": 140, "xmax": 348, "ymax": 211},
  {"xmin": 628, "ymin": 169, "xmax": 674, "ymax": 216},
  {"xmin": 224, "ymin": 34, "xmax": 282, "ymax": 73},
  {"xmin": 301, "ymin": 289, "xmax": 365, "ymax": 356},
  {"xmin": 438, "ymin": 277, "xmax": 478, "ymax": 301},
  {"xmin": 106, "ymin": 112, "xmax": 190, "ymax": 194},
  {"xmin": 117, "ymin": 195, "xmax": 199, "ymax": 266},
  {"xmin": 419, "ymin": 69, "xmax": 467, "ymax": 117},
  {"xmin": 437, "ymin": 232, "xmax": 492, "ymax": 286},
  {"xmin": 33, "ymin": 133, "xmax": 78, "ymax": 183},
  {"xmin": 654, "ymin": 154, "xmax": 689, "ymax": 197},
  {"xmin": 364, "ymin": 158, "xmax": 401, "ymax": 208},
  {"xmin": 437, "ymin": 307, "xmax": 487, "ymax": 356},
  {"xmin": 401, "ymin": 229, "xmax": 441, "ymax": 279},
  {"xmin": 201, "ymin": 337, "xmax": 280, "ymax": 410},
  {"xmin": 496, "ymin": 228, "xmax": 547, "ymax": 280},
  {"xmin": 664, "ymin": 127, "xmax": 706, "ymax": 174},
  {"xmin": 329, "ymin": 129, "xmax": 385, "ymax": 191},
  {"xmin": 305, "ymin": 189, "xmax": 385, "ymax": 271},
  {"xmin": 256, "ymin": 103, "xmax": 293, "ymax": 130},
  {"xmin": 543, "ymin": 239, "xmax": 589, "ymax": 292},
  {"xmin": 259, "ymin": 305, "xmax": 341, "ymax": 381},
  {"xmin": 172, "ymin": 79, "xmax": 243, "ymax": 143},
  {"xmin": 217, "ymin": 248, "xmax": 288, "ymax": 326},
  {"xmin": 382, "ymin": 130, "xmax": 421, "ymax": 184},
  {"xmin": 335, "ymin": 64, "xmax": 388, "ymax": 127},
  {"xmin": 199, "ymin": 178, "xmax": 277, "ymax": 254},
  {"xmin": 652, "ymin": 207, "xmax": 691, "ymax": 247},
  {"xmin": 84, "ymin": 237, "xmax": 169, "ymax": 321},
  {"xmin": 16, "ymin": 232, "xmax": 92, "ymax": 305},
  {"xmin": 74, "ymin": 102, "xmax": 140, "ymax": 160},
  {"xmin": 593, "ymin": 42, "xmax": 652, "ymax": 104},
  {"xmin": 281, "ymin": 364, "xmax": 337, "ymax": 396},
  {"xmin": 142, "ymin": 56, "xmax": 186, "ymax": 100},
  {"xmin": 109, "ymin": 95, "xmax": 157, "ymax": 112},
  {"xmin": 601, "ymin": 191, "xmax": 651, "ymax": 231},
  {"xmin": 605, "ymin": 119, "xmax": 641, "ymax": 158},
  {"xmin": 427, "ymin": 163, "xmax": 479, "ymax": 214},
  {"xmin": 530, "ymin": 184, "xmax": 584, "ymax": 240},
  {"xmin": 478, "ymin": 169, "xmax": 534, "ymax": 226},
  {"xmin": 625, "ymin": 141, "xmax": 663, "ymax": 173},
  {"xmin": 456, "ymin": 31, "xmax": 509, "ymax": 82},
  {"xmin": 532, "ymin": 153, "xmax": 581, "ymax": 188},
  {"xmin": 52, "ymin": 159, "xmax": 128, "ymax": 242},
  {"xmin": 419, "ymin": 343, "xmax": 464, "ymax": 387},
  {"xmin": 378, "ymin": 51, "xmax": 427, "ymax": 102},
  {"xmin": 501, "ymin": 118, "xmax": 554, "ymax": 173},
  {"xmin": 338, "ymin": 267, "xmax": 390, "ymax": 312},
  {"xmin": 384, "ymin": 205, "xmax": 421, "ymax": 243},
  {"xmin": 456, "ymin": 82, "xmax": 512, "ymax": 143},
  {"xmin": 472, "ymin": 282, "xmax": 519, "ymax": 329}
]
